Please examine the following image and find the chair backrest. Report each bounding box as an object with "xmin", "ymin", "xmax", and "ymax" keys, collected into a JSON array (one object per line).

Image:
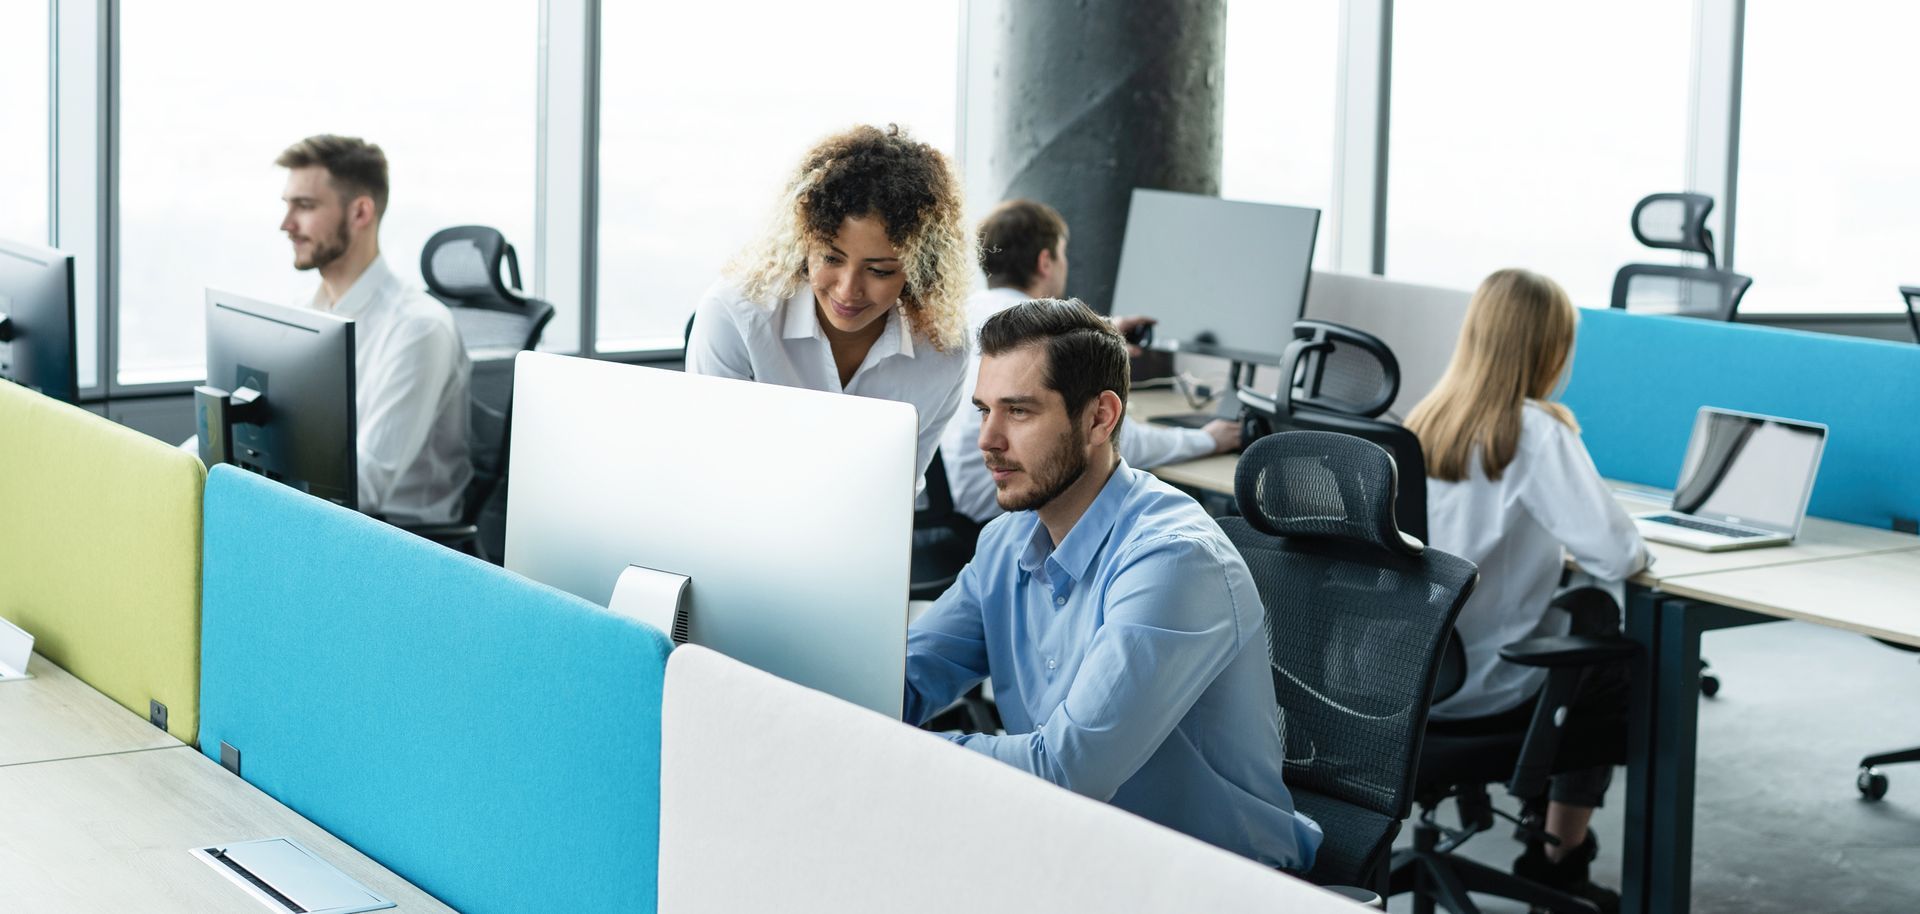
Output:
[
  {"xmin": 420, "ymin": 226, "xmax": 556, "ymax": 524},
  {"xmin": 1900, "ymin": 285, "xmax": 1920, "ymax": 344},
  {"xmin": 1265, "ymin": 408, "xmax": 1429, "ymax": 543},
  {"xmin": 916, "ymin": 447, "xmax": 957, "ymax": 528},
  {"xmin": 1217, "ymin": 431, "xmax": 1475, "ymax": 825},
  {"xmin": 1610, "ymin": 263, "xmax": 1753, "ymax": 321},
  {"xmin": 1280, "ymin": 320, "xmax": 1400, "ymax": 419}
]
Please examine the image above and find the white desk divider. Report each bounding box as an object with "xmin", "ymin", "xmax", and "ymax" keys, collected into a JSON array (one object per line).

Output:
[{"xmin": 0, "ymin": 616, "xmax": 34, "ymax": 681}]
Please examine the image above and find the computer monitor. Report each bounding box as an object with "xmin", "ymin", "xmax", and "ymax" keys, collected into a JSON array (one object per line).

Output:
[
  {"xmin": 0, "ymin": 238, "xmax": 78, "ymax": 403},
  {"xmin": 1110, "ymin": 188, "xmax": 1321, "ymax": 366},
  {"xmin": 504, "ymin": 352, "xmax": 916, "ymax": 717},
  {"xmin": 198, "ymin": 289, "xmax": 358, "ymax": 509}
]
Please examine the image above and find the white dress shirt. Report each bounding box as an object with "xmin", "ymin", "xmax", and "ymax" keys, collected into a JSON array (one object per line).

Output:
[
  {"xmin": 686, "ymin": 280, "xmax": 969, "ymax": 489},
  {"xmin": 1426, "ymin": 402, "xmax": 1647, "ymax": 720},
  {"xmin": 941, "ymin": 286, "xmax": 1217, "ymax": 524},
  {"xmin": 316, "ymin": 255, "xmax": 472, "ymax": 525}
]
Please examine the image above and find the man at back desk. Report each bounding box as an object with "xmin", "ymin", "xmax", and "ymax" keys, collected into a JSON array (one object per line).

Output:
[
  {"xmin": 940, "ymin": 199, "xmax": 1238, "ymax": 534},
  {"xmin": 904, "ymin": 298, "xmax": 1322, "ymax": 871},
  {"xmin": 272, "ymin": 135, "xmax": 470, "ymax": 524}
]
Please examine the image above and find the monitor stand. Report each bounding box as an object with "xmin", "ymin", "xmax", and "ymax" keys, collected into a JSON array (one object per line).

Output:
[{"xmin": 194, "ymin": 384, "xmax": 265, "ymax": 469}]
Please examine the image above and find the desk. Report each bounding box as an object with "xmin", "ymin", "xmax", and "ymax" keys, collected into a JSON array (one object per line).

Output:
[
  {"xmin": 1622, "ymin": 546, "xmax": 1920, "ymax": 914},
  {"xmin": 0, "ymin": 652, "xmax": 181, "ymax": 766},
  {"xmin": 0, "ymin": 746, "xmax": 455, "ymax": 913}
]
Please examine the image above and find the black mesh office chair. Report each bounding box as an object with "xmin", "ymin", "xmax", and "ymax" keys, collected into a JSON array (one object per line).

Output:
[
  {"xmin": 1387, "ymin": 589, "xmax": 1642, "ymax": 914},
  {"xmin": 1241, "ymin": 321, "xmax": 1428, "ymax": 541},
  {"xmin": 1216, "ymin": 431, "xmax": 1475, "ymax": 894},
  {"xmin": 910, "ymin": 448, "xmax": 980, "ymax": 601},
  {"xmin": 407, "ymin": 226, "xmax": 556, "ymax": 562},
  {"xmin": 1610, "ymin": 192, "xmax": 1754, "ymax": 320},
  {"xmin": 1898, "ymin": 286, "xmax": 1920, "ymax": 344}
]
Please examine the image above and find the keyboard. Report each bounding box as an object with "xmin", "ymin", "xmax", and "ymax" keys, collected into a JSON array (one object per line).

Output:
[
  {"xmin": 1641, "ymin": 514, "xmax": 1767, "ymax": 539},
  {"xmin": 1149, "ymin": 413, "xmax": 1219, "ymax": 429}
]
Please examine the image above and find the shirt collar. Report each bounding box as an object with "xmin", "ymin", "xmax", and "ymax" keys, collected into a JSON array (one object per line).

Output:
[
  {"xmin": 780, "ymin": 288, "xmax": 915, "ymax": 360},
  {"xmin": 1014, "ymin": 460, "xmax": 1141, "ymax": 584},
  {"xmin": 316, "ymin": 255, "xmax": 397, "ymax": 320}
]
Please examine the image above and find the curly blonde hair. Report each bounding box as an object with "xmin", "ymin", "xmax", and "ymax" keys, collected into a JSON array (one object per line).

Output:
[{"xmin": 728, "ymin": 124, "xmax": 972, "ymax": 353}]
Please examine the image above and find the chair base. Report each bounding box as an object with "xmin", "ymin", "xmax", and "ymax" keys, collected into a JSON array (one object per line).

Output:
[
  {"xmin": 1387, "ymin": 823, "xmax": 1600, "ymax": 914},
  {"xmin": 1857, "ymin": 746, "xmax": 1920, "ymax": 800}
]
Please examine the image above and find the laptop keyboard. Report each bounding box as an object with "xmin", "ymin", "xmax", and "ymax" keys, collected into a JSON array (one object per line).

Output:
[{"xmin": 1642, "ymin": 514, "xmax": 1768, "ymax": 539}]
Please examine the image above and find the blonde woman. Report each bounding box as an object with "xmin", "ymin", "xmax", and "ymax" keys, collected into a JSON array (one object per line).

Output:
[
  {"xmin": 1405, "ymin": 268, "xmax": 1646, "ymax": 913},
  {"xmin": 686, "ymin": 124, "xmax": 973, "ymax": 486}
]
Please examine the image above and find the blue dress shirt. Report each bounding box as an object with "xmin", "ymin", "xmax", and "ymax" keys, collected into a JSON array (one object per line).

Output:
[{"xmin": 904, "ymin": 461, "xmax": 1323, "ymax": 871}]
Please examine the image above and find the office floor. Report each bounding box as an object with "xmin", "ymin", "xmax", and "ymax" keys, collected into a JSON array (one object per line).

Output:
[{"xmin": 1388, "ymin": 618, "xmax": 1920, "ymax": 913}]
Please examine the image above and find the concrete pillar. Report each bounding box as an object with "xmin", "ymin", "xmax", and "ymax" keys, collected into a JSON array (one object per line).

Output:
[{"xmin": 978, "ymin": 0, "xmax": 1227, "ymax": 312}]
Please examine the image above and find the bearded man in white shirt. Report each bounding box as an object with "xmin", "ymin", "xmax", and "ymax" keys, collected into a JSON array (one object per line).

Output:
[
  {"xmin": 939, "ymin": 199, "xmax": 1239, "ymax": 530},
  {"xmin": 274, "ymin": 135, "xmax": 471, "ymax": 524}
]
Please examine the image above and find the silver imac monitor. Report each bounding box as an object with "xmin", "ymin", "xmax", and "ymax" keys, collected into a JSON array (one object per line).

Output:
[
  {"xmin": 1109, "ymin": 188, "xmax": 1321, "ymax": 366},
  {"xmin": 504, "ymin": 352, "xmax": 917, "ymax": 717}
]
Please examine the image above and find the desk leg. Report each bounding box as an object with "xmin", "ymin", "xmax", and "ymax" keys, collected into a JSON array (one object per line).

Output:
[
  {"xmin": 1621, "ymin": 586, "xmax": 1662, "ymax": 914},
  {"xmin": 1644, "ymin": 599, "xmax": 1774, "ymax": 914}
]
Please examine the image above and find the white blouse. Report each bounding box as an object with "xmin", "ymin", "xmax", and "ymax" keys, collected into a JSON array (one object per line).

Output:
[
  {"xmin": 685, "ymin": 280, "xmax": 969, "ymax": 489},
  {"xmin": 1426, "ymin": 401, "xmax": 1648, "ymax": 720}
]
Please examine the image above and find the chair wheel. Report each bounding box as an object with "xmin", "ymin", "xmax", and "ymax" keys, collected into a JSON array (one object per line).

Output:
[
  {"xmin": 1700, "ymin": 674, "xmax": 1721, "ymax": 698},
  {"xmin": 1859, "ymin": 768, "xmax": 1889, "ymax": 800}
]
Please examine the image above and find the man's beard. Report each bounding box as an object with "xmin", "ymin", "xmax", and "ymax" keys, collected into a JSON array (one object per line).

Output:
[
  {"xmin": 294, "ymin": 220, "xmax": 351, "ymax": 271},
  {"xmin": 993, "ymin": 423, "xmax": 1089, "ymax": 513}
]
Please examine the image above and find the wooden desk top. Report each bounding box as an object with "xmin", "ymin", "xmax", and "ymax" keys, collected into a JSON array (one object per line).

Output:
[
  {"xmin": 0, "ymin": 652, "xmax": 182, "ymax": 767},
  {"xmin": 1656, "ymin": 548, "xmax": 1920, "ymax": 647},
  {"xmin": 0, "ymin": 746, "xmax": 455, "ymax": 913},
  {"xmin": 1130, "ymin": 389, "xmax": 1238, "ymax": 494}
]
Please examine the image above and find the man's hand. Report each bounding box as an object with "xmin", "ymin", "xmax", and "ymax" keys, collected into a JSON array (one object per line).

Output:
[
  {"xmin": 1202, "ymin": 419, "xmax": 1241, "ymax": 454},
  {"xmin": 1110, "ymin": 315, "xmax": 1156, "ymax": 356}
]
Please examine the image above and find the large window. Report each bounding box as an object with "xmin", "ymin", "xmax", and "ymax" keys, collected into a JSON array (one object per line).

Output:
[
  {"xmin": 1220, "ymin": 0, "xmax": 1339, "ymax": 268},
  {"xmin": 117, "ymin": 1, "xmax": 537, "ymax": 386},
  {"xmin": 595, "ymin": 1, "xmax": 960, "ymax": 353},
  {"xmin": 0, "ymin": 1, "xmax": 50, "ymax": 244},
  {"xmin": 1385, "ymin": 1, "xmax": 1692, "ymax": 304},
  {"xmin": 1733, "ymin": 2, "xmax": 1920, "ymax": 314}
]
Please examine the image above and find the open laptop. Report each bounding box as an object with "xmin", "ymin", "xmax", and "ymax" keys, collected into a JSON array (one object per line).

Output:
[{"xmin": 1633, "ymin": 407, "xmax": 1828, "ymax": 552}]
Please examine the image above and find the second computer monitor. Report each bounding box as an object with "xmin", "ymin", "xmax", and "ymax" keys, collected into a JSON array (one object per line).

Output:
[
  {"xmin": 0, "ymin": 238, "xmax": 78, "ymax": 404},
  {"xmin": 201, "ymin": 289, "xmax": 358, "ymax": 509},
  {"xmin": 1110, "ymin": 188, "xmax": 1321, "ymax": 366},
  {"xmin": 504, "ymin": 352, "xmax": 917, "ymax": 718}
]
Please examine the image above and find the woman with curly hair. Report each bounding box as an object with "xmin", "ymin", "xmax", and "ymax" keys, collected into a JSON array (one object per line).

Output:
[{"xmin": 686, "ymin": 123, "xmax": 974, "ymax": 486}]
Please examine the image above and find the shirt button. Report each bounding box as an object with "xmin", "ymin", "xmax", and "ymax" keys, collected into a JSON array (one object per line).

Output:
[
  {"xmin": 1054, "ymin": 596, "xmax": 1066, "ymax": 606},
  {"xmin": 1047, "ymin": 658, "xmax": 1057, "ymax": 670}
]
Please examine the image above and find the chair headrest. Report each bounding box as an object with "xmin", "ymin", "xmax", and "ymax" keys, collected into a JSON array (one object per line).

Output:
[
  {"xmin": 1280, "ymin": 320, "xmax": 1401, "ymax": 419},
  {"xmin": 1233, "ymin": 430, "xmax": 1423, "ymax": 556},
  {"xmin": 421, "ymin": 225, "xmax": 526, "ymax": 307},
  {"xmin": 1631, "ymin": 193, "xmax": 1717, "ymax": 267}
]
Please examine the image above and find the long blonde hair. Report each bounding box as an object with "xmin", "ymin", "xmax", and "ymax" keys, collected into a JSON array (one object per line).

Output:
[
  {"xmin": 1405, "ymin": 268, "xmax": 1580, "ymax": 482},
  {"xmin": 727, "ymin": 124, "xmax": 972, "ymax": 353}
]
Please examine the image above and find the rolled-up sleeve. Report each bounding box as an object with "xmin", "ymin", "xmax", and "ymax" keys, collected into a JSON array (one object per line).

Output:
[{"xmin": 949, "ymin": 536, "xmax": 1245, "ymax": 801}]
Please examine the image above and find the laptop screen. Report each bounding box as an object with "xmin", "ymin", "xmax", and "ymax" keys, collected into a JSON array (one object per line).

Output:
[{"xmin": 1672, "ymin": 408, "xmax": 1827, "ymax": 533}]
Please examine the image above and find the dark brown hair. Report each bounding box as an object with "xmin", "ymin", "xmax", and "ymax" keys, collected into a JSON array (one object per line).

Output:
[
  {"xmin": 275, "ymin": 134, "xmax": 390, "ymax": 219},
  {"xmin": 978, "ymin": 298, "xmax": 1129, "ymax": 434},
  {"xmin": 979, "ymin": 199, "xmax": 1068, "ymax": 290}
]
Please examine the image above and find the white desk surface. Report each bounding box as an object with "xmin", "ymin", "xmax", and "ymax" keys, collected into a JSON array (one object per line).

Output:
[
  {"xmin": 0, "ymin": 746, "xmax": 455, "ymax": 913},
  {"xmin": 1654, "ymin": 548, "xmax": 1920, "ymax": 647},
  {"xmin": 0, "ymin": 652, "xmax": 182, "ymax": 767}
]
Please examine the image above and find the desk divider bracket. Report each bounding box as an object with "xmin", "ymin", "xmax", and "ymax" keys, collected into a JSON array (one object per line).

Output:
[
  {"xmin": 607, "ymin": 564, "xmax": 692, "ymax": 646},
  {"xmin": 149, "ymin": 699, "xmax": 168, "ymax": 731}
]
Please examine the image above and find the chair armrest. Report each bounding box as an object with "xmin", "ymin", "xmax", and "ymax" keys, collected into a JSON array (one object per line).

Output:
[
  {"xmin": 1498, "ymin": 634, "xmax": 1639, "ymax": 669},
  {"xmin": 395, "ymin": 522, "xmax": 481, "ymax": 543}
]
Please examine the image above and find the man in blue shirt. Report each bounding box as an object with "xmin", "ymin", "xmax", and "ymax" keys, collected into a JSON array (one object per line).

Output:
[{"xmin": 903, "ymin": 298, "xmax": 1323, "ymax": 872}]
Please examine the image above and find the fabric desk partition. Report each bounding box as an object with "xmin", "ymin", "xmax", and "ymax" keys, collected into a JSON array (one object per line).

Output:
[
  {"xmin": 199, "ymin": 466, "xmax": 674, "ymax": 914},
  {"xmin": 658, "ymin": 645, "xmax": 1362, "ymax": 913},
  {"xmin": 1561, "ymin": 307, "xmax": 1920, "ymax": 530},
  {"xmin": 0, "ymin": 380, "xmax": 204, "ymax": 742}
]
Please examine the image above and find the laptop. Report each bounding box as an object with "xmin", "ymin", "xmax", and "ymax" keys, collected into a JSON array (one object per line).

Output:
[{"xmin": 1633, "ymin": 407, "xmax": 1828, "ymax": 552}]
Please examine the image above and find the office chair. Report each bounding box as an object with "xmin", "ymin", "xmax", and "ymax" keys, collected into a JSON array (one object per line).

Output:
[
  {"xmin": 1857, "ymin": 638, "xmax": 1920, "ymax": 799},
  {"xmin": 910, "ymin": 448, "xmax": 981, "ymax": 601},
  {"xmin": 1610, "ymin": 192, "xmax": 1753, "ymax": 320},
  {"xmin": 404, "ymin": 226, "xmax": 556, "ymax": 562},
  {"xmin": 1240, "ymin": 321, "xmax": 1428, "ymax": 541},
  {"xmin": 1388, "ymin": 589, "xmax": 1641, "ymax": 914},
  {"xmin": 1215, "ymin": 431, "xmax": 1476, "ymax": 895},
  {"xmin": 1899, "ymin": 286, "xmax": 1920, "ymax": 344}
]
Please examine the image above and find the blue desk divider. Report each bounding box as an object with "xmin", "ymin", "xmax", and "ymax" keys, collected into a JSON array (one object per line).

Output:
[
  {"xmin": 1561, "ymin": 308, "xmax": 1920, "ymax": 530},
  {"xmin": 199, "ymin": 466, "xmax": 673, "ymax": 914}
]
